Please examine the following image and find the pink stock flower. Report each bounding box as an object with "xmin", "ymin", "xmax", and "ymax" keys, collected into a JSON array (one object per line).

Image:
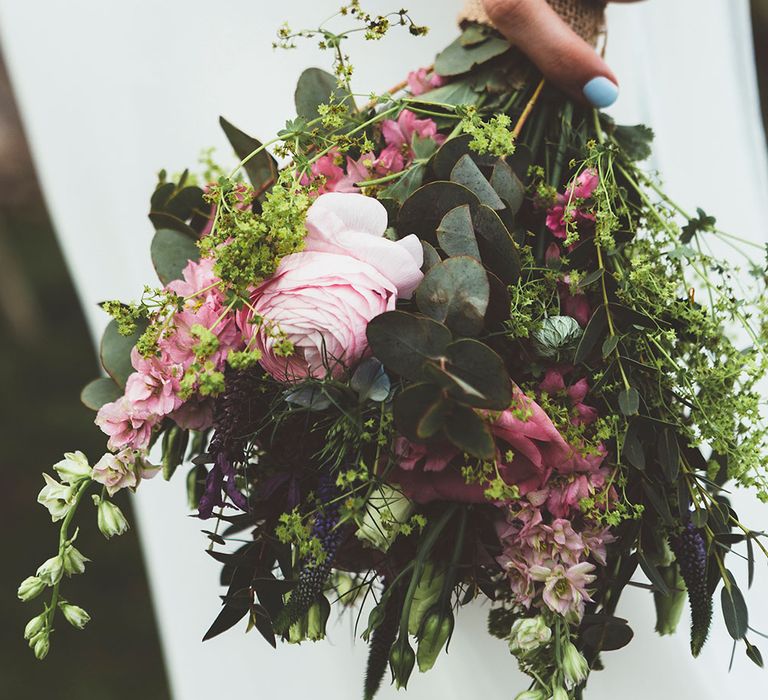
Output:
[
  {"xmin": 95, "ymin": 397, "xmax": 156, "ymax": 452},
  {"xmin": 166, "ymin": 257, "xmax": 222, "ymax": 305},
  {"xmin": 159, "ymin": 303, "xmax": 240, "ymax": 370},
  {"xmin": 406, "ymin": 67, "xmax": 445, "ymax": 96},
  {"xmin": 124, "ymin": 348, "xmax": 182, "ymax": 417},
  {"xmin": 380, "ymin": 110, "xmax": 445, "ymax": 173},
  {"xmin": 546, "ymin": 169, "xmax": 599, "ymax": 240}
]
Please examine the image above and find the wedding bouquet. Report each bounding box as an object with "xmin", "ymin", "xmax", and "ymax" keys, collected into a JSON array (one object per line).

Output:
[{"xmin": 19, "ymin": 3, "xmax": 768, "ymax": 698}]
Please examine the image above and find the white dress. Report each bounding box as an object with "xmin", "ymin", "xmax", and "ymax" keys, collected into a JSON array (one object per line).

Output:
[{"xmin": 1, "ymin": 1, "xmax": 766, "ymax": 697}]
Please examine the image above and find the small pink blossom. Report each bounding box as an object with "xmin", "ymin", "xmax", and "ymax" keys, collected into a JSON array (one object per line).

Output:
[
  {"xmin": 380, "ymin": 110, "xmax": 445, "ymax": 173},
  {"xmin": 91, "ymin": 449, "xmax": 158, "ymax": 496},
  {"xmin": 539, "ymin": 369, "xmax": 599, "ymax": 427},
  {"xmin": 95, "ymin": 397, "xmax": 156, "ymax": 452},
  {"xmin": 546, "ymin": 169, "xmax": 599, "ymax": 240},
  {"xmin": 407, "ymin": 67, "xmax": 445, "ymax": 96},
  {"xmin": 124, "ymin": 348, "xmax": 182, "ymax": 417},
  {"xmin": 529, "ymin": 560, "xmax": 596, "ymax": 621},
  {"xmin": 159, "ymin": 303, "xmax": 240, "ymax": 370},
  {"xmin": 167, "ymin": 258, "xmax": 222, "ymax": 305}
]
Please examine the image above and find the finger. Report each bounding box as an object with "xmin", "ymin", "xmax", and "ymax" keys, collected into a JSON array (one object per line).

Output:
[{"xmin": 482, "ymin": 0, "xmax": 619, "ymax": 107}]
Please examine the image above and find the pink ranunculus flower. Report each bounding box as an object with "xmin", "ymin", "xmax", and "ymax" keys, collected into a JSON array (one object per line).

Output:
[
  {"xmin": 303, "ymin": 192, "xmax": 424, "ymax": 299},
  {"xmin": 95, "ymin": 397, "xmax": 157, "ymax": 452},
  {"xmin": 407, "ymin": 67, "xmax": 446, "ymax": 96},
  {"xmin": 244, "ymin": 251, "xmax": 398, "ymax": 381},
  {"xmin": 91, "ymin": 449, "xmax": 159, "ymax": 496},
  {"xmin": 124, "ymin": 348, "xmax": 182, "ymax": 417}
]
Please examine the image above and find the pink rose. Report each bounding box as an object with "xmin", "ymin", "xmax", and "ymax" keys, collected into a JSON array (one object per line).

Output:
[
  {"xmin": 243, "ymin": 251, "xmax": 398, "ymax": 381},
  {"xmin": 303, "ymin": 192, "xmax": 424, "ymax": 299}
]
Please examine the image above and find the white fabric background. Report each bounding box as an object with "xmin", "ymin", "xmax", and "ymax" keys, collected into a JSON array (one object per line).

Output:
[{"xmin": 1, "ymin": 0, "xmax": 766, "ymax": 697}]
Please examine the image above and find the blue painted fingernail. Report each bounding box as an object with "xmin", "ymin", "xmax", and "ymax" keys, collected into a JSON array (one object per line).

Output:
[{"xmin": 582, "ymin": 76, "xmax": 619, "ymax": 108}]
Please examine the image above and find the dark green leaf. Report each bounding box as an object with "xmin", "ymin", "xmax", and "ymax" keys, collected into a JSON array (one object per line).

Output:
[
  {"xmin": 430, "ymin": 134, "xmax": 496, "ymax": 181},
  {"xmin": 657, "ymin": 429, "xmax": 680, "ymax": 482},
  {"xmin": 427, "ymin": 338, "xmax": 512, "ymax": 410},
  {"xmin": 691, "ymin": 508, "xmax": 708, "ymax": 528},
  {"xmin": 202, "ymin": 598, "xmax": 249, "ymax": 641},
  {"xmin": 613, "ymin": 124, "xmax": 654, "ymax": 162},
  {"xmin": 366, "ymin": 311, "xmax": 452, "ymax": 380},
  {"xmin": 249, "ymin": 604, "xmax": 277, "ymax": 648},
  {"xmin": 434, "ymin": 33, "xmax": 511, "ymax": 77},
  {"xmin": 416, "ymin": 396, "xmax": 450, "ymax": 439},
  {"xmin": 436, "ymin": 205, "xmax": 480, "ymax": 259},
  {"xmin": 100, "ymin": 319, "xmax": 147, "ymax": 388},
  {"xmin": 472, "ymin": 205, "xmax": 521, "ymax": 283},
  {"xmin": 151, "ymin": 228, "xmax": 200, "ymax": 285},
  {"xmin": 622, "ymin": 419, "xmax": 645, "ymax": 470},
  {"xmin": 601, "ymin": 335, "xmax": 619, "ymax": 358},
  {"xmin": 421, "ymin": 241, "xmax": 441, "ymax": 271},
  {"xmin": 219, "ymin": 116, "xmax": 278, "ymax": 193},
  {"xmin": 415, "ymin": 257, "xmax": 490, "ymax": 336},
  {"xmin": 642, "ymin": 480, "xmax": 674, "ymax": 526},
  {"xmin": 380, "ymin": 163, "xmax": 427, "ymax": 205},
  {"xmin": 618, "ymin": 387, "xmax": 640, "ymax": 416},
  {"xmin": 721, "ymin": 571, "xmax": 749, "ymax": 640},
  {"xmin": 638, "ymin": 551, "xmax": 672, "ymax": 596},
  {"xmin": 148, "ymin": 211, "xmax": 199, "ymax": 237},
  {"xmin": 398, "ymin": 181, "xmax": 478, "ymax": 242},
  {"xmin": 443, "ymin": 404, "xmax": 495, "ymax": 459},
  {"xmin": 747, "ymin": 535, "xmax": 755, "ymax": 588},
  {"xmin": 581, "ymin": 619, "xmax": 635, "ymax": 652},
  {"xmin": 574, "ymin": 307, "xmax": 608, "ymax": 364},
  {"xmin": 450, "ymin": 154, "xmax": 504, "ymax": 210},
  {"xmin": 411, "ymin": 81, "xmax": 480, "ymax": 108},
  {"xmin": 294, "ymin": 67, "xmax": 349, "ymax": 120},
  {"xmin": 746, "ymin": 639, "xmax": 764, "ymax": 667},
  {"xmin": 490, "ymin": 159, "xmax": 524, "ymax": 215},
  {"xmin": 80, "ymin": 377, "xmax": 122, "ymax": 411}
]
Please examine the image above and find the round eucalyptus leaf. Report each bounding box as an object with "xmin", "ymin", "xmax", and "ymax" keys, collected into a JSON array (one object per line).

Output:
[
  {"xmin": 471, "ymin": 205, "xmax": 521, "ymax": 283},
  {"xmin": 436, "ymin": 205, "xmax": 480, "ymax": 259},
  {"xmin": 151, "ymin": 228, "xmax": 200, "ymax": 285},
  {"xmin": 366, "ymin": 311, "xmax": 452, "ymax": 380},
  {"xmin": 398, "ymin": 181, "xmax": 478, "ymax": 243},
  {"xmin": 443, "ymin": 404, "xmax": 495, "ymax": 460},
  {"xmin": 100, "ymin": 319, "xmax": 147, "ymax": 388},
  {"xmin": 415, "ymin": 256, "xmax": 490, "ymax": 337},
  {"xmin": 80, "ymin": 377, "xmax": 123, "ymax": 411}
]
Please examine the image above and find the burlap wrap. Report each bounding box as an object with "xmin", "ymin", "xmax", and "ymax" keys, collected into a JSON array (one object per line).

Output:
[{"xmin": 459, "ymin": 0, "xmax": 605, "ymax": 46}]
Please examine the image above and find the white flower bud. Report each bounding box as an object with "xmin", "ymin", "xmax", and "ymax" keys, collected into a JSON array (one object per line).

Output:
[
  {"xmin": 62, "ymin": 544, "xmax": 89, "ymax": 576},
  {"xmin": 37, "ymin": 474, "xmax": 75, "ymax": 522},
  {"xmin": 562, "ymin": 641, "xmax": 589, "ymax": 688},
  {"xmin": 17, "ymin": 576, "xmax": 47, "ymax": 601},
  {"xmin": 31, "ymin": 631, "xmax": 50, "ymax": 660},
  {"xmin": 508, "ymin": 616, "xmax": 552, "ymax": 654},
  {"xmin": 355, "ymin": 485, "xmax": 414, "ymax": 551},
  {"xmin": 53, "ymin": 451, "xmax": 92, "ymax": 484},
  {"xmin": 515, "ymin": 691, "xmax": 546, "ymax": 700},
  {"xmin": 36, "ymin": 555, "xmax": 64, "ymax": 586},
  {"xmin": 60, "ymin": 602, "xmax": 91, "ymax": 630},
  {"xmin": 95, "ymin": 498, "xmax": 129, "ymax": 538},
  {"xmin": 24, "ymin": 613, "xmax": 47, "ymax": 640}
]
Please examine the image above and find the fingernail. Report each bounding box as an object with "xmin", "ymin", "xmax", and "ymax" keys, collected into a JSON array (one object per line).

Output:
[{"xmin": 582, "ymin": 76, "xmax": 619, "ymax": 108}]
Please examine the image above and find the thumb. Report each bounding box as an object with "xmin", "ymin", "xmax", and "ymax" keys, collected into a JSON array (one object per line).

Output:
[{"xmin": 481, "ymin": 0, "xmax": 619, "ymax": 107}]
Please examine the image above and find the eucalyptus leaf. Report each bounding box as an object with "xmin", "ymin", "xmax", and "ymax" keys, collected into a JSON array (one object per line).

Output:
[
  {"xmin": 436, "ymin": 205, "xmax": 480, "ymax": 259},
  {"xmin": 398, "ymin": 181, "xmax": 478, "ymax": 242},
  {"xmin": 434, "ymin": 33, "xmax": 511, "ymax": 77},
  {"xmin": 581, "ymin": 619, "xmax": 635, "ymax": 652},
  {"xmin": 294, "ymin": 67, "xmax": 349, "ymax": 120},
  {"xmin": 380, "ymin": 163, "xmax": 426, "ymax": 205},
  {"xmin": 366, "ymin": 311, "xmax": 452, "ymax": 380},
  {"xmin": 80, "ymin": 377, "xmax": 122, "ymax": 411},
  {"xmin": 393, "ymin": 383, "xmax": 445, "ymax": 442},
  {"xmin": 443, "ymin": 404, "xmax": 495, "ymax": 459},
  {"xmin": 100, "ymin": 319, "xmax": 147, "ymax": 388},
  {"xmin": 151, "ymin": 228, "xmax": 200, "ymax": 285},
  {"xmin": 472, "ymin": 205, "xmax": 521, "ymax": 283},
  {"xmin": 421, "ymin": 241, "xmax": 442, "ymax": 271},
  {"xmin": 410, "ymin": 81, "xmax": 480, "ymax": 107},
  {"xmin": 430, "ymin": 134, "xmax": 497, "ymax": 180},
  {"xmin": 657, "ymin": 429, "xmax": 681, "ymax": 482},
  {"xmin": 284, "ymin": 385, "xmax": 333, "ymax": 411},
  {"xmin": 574, "ymin": 306, "xmax": 608, "ymax": 364},
  {"xmin": 450, "ymin": 154, "xmax": 504, "ymax": 210},
  {"xmin": 490, "ymin": 159, "xmax": 524, "ymax": 215},
  {"xmin": 415, "ymin": 256, "xmax": 490, "ymax": 336},
  {"xmin": 350, "ymin": 358, "xmax": 391, "ymax": 402}
]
